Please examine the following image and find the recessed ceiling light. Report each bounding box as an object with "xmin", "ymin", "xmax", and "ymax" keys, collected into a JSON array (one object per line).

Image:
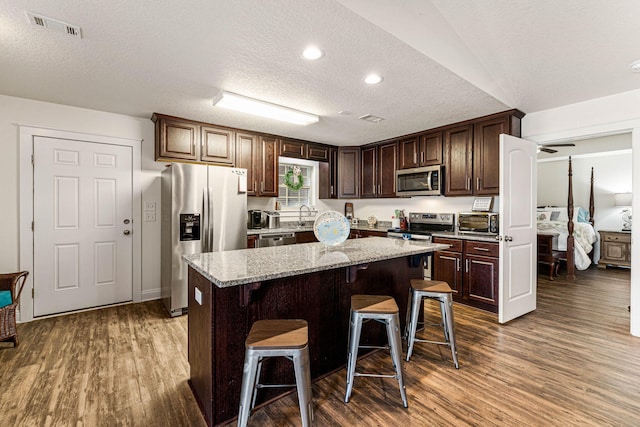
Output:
[
  {"xmin": 359, "ymin": 114, "xmax": 385, "ymax": 123},
  {"xmin": 630, "ymin": 60, "xmax": 640, "ymax": 73},
  {"xmin": 364, "ymin": 74, "xmax": 383, "ymax": 85},
  {"xmin": 302, "ymin": 46, "xmax": 323, "ymax": 60}
]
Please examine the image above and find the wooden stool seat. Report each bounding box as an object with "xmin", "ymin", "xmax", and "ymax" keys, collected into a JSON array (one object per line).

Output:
[
  {"xmin": 246, "ymin": 319, "xmax": 308, "ymax": 349},
  {"xmin": 351, "ymin": 294, "xmax": 399, "ymax": 314},
  {"xmin": 410, "ymin": 279, "xmax": 452, "ymax": 293}
]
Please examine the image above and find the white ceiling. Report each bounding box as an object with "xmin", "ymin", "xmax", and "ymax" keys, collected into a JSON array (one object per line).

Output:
[{"xmin": 1, "ymin": 0, "xmax": 639, "ymax": 146}]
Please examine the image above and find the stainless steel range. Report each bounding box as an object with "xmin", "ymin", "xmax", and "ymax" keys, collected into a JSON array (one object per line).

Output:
[
  {"xmin": 387, "ymin": 212, "xmax": 455, "ymax": 279},
  {"xmin": 387, "ymin": 212, "xmax": 455, "ymax": 240}
]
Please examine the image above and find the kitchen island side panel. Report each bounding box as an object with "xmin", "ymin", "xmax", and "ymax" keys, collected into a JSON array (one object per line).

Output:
[
  {"xmin": 187, "ymin": 267, "xmax": 214, "ymax": 426},
  {"xmin": 188, "ymin": 256, "xmax": 424, "ymax": 426}
]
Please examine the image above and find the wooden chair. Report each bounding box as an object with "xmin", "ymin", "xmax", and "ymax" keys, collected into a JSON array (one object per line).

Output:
[
  {"xmin": 537, "ymin": 234, "xmax": 561, "ymax": 280},
  {"xmin": 0, "ymin": 271, "xmax": 29, "ymax": 347}
]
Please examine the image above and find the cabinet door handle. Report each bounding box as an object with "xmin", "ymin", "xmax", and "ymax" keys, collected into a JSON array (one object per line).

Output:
[
  {"xmin": 414, "ymin": 152, "xmax": 417, "ymax": 164},
  {"xmin": 378, "ymin": 184, "xmax": 381, "ymax": 194},
  {"xmin": 254, "ymin": 181, "xmax": 257, "ymax": 192},
  {"xmin": 467, "ymin": 178, "xmax": 471, "ymax": 190},
  {"xmin": 474, "ymin": 247, "xmax": 489, "ymax": 252},
  {"xmin": 330, "ymin": 185, "xmax": 334, "ymax": 194},
  {"xmin": 456, "ymin": 259, "xmax": 461, "ymax": 271},
  {"xmin": 477, "ymin": 177, "xmax": 480, "ymax": 190},
  {"xmin": 465, "ymin": 259, "xmax": 470, "ymax": 272},
  {"xmin": 421, "ymin": 152, "xmax": 425, "ymax": 163}
]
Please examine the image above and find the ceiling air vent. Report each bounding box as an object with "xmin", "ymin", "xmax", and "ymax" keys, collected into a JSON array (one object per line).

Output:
[
  {"xmin": 26, "ymin": 11, "xmax": 82, "ymax": 38},
  {"xmin": 359, "ymin": 114, "xmax": 385, "ymax": 123}
]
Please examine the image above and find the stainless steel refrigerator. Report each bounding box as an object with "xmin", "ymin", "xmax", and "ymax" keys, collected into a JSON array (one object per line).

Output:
[{"xmin": 161, "ymin": 163, "xmax": 247, "ymax": 317}]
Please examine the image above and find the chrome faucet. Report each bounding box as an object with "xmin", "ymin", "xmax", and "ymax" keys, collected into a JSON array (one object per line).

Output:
[{"xmin": 299, "ymin": 204, "xmax": 311, "ymax": 226}]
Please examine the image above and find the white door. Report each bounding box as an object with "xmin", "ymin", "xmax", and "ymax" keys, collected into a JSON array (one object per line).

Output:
[
  {"xmin": 499, "ymin": 134, "xmax": 537, "ymax": 323},
  {"xmin": 33, "ymin": 136, "xmax": 133, "ymax": 316}
]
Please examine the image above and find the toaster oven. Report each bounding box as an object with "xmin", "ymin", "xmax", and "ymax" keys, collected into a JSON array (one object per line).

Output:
[{"xmin": 457, "ymin": 212, "xmax": 499, "ymax": 235}]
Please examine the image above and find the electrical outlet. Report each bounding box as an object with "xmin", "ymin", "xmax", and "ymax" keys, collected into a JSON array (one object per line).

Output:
[
  {"xmin": 144, "ymin": 201, "xmax": 156, "ymax": 211},
  {"xmin": 144, "ymin": 212, "xmax": 156, "ymax": 222}
]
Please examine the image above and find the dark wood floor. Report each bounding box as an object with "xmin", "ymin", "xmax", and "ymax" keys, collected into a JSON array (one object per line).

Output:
[{"xmin": 1, "ymin": 267, "xmax": 638, "ymax": 426}]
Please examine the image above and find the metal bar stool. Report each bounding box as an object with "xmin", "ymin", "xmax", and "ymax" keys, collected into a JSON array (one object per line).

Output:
[
  {"xmin": 344, "ymin": 294, "xmax": 408, "ymax": 408},
  {"xmin": 405, "ymin": 279, "xmax": 459, "ymax": 368},
  {"xmin": 238, "ymin": 319, "xmax": 313, "ymax": 427}
]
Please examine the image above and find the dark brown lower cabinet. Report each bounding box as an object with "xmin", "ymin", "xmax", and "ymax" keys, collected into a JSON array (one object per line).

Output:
[
  {"xmin": 433, "ymin": 237, "xmax": 498, "ymax": 313},
  {"xmin": 349, "ymin": 229, "xmax": 387, "ymax": 239},
  {"xmin": 295, "ymin": 231, "xmax": 318, "ymax": 244}
]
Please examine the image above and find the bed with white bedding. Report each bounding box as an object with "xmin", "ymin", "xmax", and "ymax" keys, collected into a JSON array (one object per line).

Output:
[
  {"xmin": 537, "ymin": 161, "xmax": 596, "ymax": 276},
  {"xmin": 537, "ymin": 219, "xmax": 597, "ymax": 270}
]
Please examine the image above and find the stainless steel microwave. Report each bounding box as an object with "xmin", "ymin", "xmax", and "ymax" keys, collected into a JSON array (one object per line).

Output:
[
  {"xmin": 396, "ymin": 165, "xmax": 443, "ymax": 196},
  {"xmin": 457, "ymin": 212, "xmax": 499, "ymax": 235}
]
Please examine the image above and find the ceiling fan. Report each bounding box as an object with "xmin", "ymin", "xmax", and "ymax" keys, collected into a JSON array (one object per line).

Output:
[{"xmin": 537, "ymin": 143, "xmax": 576, "ymax": 154}]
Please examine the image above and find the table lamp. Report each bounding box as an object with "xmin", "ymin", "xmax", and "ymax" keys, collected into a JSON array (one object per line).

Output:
[{"xmin": 614, "ymin": 192, "xmax": 632, "ymax": 231}]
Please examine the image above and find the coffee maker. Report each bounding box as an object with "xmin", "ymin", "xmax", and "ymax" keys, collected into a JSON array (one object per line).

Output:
[{"xmin": 248, "ymin": 210, "xmax": 264, "ymax": 229}]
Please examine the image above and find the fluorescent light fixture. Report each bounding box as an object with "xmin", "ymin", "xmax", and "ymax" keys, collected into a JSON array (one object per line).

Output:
[{"xmin": 213, "ymin": 91, "xmax": 319, "ymax": 125}]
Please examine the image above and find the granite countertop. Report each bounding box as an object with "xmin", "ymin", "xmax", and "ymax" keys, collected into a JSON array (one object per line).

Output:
[{"xmin": 183, "ymin": 236, "xmax": 448, "ymax": 288}]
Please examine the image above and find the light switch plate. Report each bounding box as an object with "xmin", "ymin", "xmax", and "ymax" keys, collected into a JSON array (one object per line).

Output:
[
  {"xmin": 144, "ymin": 201, "xmax": 156, "ymax": 211},
  {"xmin": 144, "ymin": 212, "xmax": 156, "ymax": 222}
]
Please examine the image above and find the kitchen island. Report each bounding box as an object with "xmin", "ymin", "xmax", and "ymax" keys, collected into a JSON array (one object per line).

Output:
[{"xmin": 183, "ymin": 237, "xmax": 448, "ymax": 426}]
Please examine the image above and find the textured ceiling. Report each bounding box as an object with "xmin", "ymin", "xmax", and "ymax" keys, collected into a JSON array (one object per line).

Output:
[{"xmin": 1, "ymin": 1, "xmax": 639, "ymax": 146}]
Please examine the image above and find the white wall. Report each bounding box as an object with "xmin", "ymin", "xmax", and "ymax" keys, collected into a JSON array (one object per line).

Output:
[
  {"xmin": 537, "ymin": 149, "xmax": 633, "ymax": 261},
  {"xmin": 0, "ymin": 94, "xmax": 164, "ymax": 300},
  {"xmin": 522, "ymin": 88, "xmax": 640, "ymax": 337}
]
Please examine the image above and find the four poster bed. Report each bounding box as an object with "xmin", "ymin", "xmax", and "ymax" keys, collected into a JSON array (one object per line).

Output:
[{"xmin": 537, "ymin": 158, "xmax": 597, "ymax": 279}]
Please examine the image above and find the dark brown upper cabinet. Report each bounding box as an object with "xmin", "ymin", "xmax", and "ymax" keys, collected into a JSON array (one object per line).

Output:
[
  {"xmin": 235, "ymin": 132, "xmax": 258, "ymax": 196},
  {"xmin": 444, "ymin": 124, "xmax": 474, "ymax": 196},
  {"xmin": 443, "ymin": 110, "xmax": 524, "ymax": 196},
  {"xmin": 153, "ymin": 113, "xmax": 233, "ymax": 166},
  {"xmin": 338, "ymin": 147, "xmax": 360, "ymax": 199},
  {"xmin": 319, "ymin": 147, "xmax": 338, "ymax": 199},
  {"xmin": 279, "ymin": 139, "xmax": 307, "ymax": 159},
  {"xmin": 258, "ymin": 136, "xmax": 279, "ymax": 197},
  {"xmin": 201, "ymin": 125, "xmax": 234, "ymax": 165},
  {"xmin": 398, "ymin": 131, "xmax": 443, "ymax": 169},
  {"xmin": 473, "ymin": 112, "xmax": 524, "ymax": 195},
  {"xmin": 307, "ymin": 143, "xmax": 330, "ymax": 162},
  {"xmin": 153, "ymin": 114, "xmax": 199, "ymax": 161},
  {"xmin": 361, "ymin": 141, "xmax": 397, "ymax": 198},
  {"xmin": 235, "ymin": 132, "xmax": 278, "ymax": 197}
]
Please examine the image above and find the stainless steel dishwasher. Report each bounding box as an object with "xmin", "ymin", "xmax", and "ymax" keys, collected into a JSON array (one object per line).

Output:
[{"xmin": 256, "ymin": 232, "xmax": 296, "ymax": 247}]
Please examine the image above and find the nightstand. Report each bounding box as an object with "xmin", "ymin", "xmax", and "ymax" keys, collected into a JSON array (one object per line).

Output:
[{"xmin": 598, "ymin": 230, "xmax": 631, "ymax": 268}]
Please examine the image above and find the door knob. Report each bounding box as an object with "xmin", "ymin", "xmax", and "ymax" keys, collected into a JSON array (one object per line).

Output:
[
  {"xmin": 123, "ymin": 230, "xmax": 131, "ymax": 235},
  {"xmin": 123, "ymin": 219, "xmax": 131, "ymax": 224}
]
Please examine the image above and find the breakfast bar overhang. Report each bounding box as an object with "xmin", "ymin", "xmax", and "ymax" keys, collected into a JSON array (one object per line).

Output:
[{"xmin": 183, "ymin": 237, "xmax": 448, "ymax": 426}]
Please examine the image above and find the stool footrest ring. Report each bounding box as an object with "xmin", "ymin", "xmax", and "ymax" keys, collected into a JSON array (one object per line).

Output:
[{"xmin": 354, "ymin": 372, "xmax": 398, "ymax": 379}]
